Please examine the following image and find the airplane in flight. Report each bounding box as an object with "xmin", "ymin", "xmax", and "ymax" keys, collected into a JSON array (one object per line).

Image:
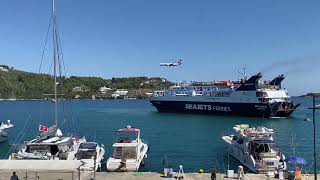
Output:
[{"xmin": 160, "ymin": 59, "xmax": 182, "ymax": 67}]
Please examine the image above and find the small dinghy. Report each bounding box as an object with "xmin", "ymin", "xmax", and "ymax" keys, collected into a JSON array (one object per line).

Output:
[{"xmin": 0, "ymin": 120, "xmax": 14, "ymax": 143}]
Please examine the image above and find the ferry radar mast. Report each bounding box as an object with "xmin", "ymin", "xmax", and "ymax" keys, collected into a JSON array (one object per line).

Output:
[{"xmin": 238, "ymin": 66, "xmax": 247, "ymax": 81}]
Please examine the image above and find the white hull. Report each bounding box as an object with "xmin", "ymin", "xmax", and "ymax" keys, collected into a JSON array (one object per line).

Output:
[
  {"xmin": 9, "ymin": 148, "xmax": 104, "ymax": 172},
  {"xmin": 222, "ymin": 136, "xmax": 257, "ymax": 172}
]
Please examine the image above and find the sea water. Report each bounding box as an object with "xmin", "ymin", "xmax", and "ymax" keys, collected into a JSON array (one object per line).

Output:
[{"xmin": 0, "ymin": 97, "xmax": 319, "ymax": 172}]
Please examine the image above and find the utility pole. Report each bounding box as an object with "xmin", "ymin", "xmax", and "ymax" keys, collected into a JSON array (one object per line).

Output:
[
  {"xmin": 313, "ymin": 95, "xmax": 317, "ymax": 180},
  {"xmin": 308, "ymin": 94, "xmax": 319, "ymax": 180}
]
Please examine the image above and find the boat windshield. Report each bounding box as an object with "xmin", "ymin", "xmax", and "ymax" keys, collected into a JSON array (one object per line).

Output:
[
  {"xmin": 26, "ymin": 144, "xmax": 59, "ymax": 155},
  {"xmin": 76, "ymin": 150, "xmax": 95, "ymax": 159},
  {"xmin": 26, "ymin": 145, "xmax": 49, "ymax": 153},
  {"xmin": 116, "ymin": 132, "xmax": 138, "ymax": 143},
  {"xmin": 249, "ymin": 141, "xmax": 271, "ymax": 159}
]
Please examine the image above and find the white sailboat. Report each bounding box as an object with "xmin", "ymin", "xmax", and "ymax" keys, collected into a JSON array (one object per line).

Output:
[
  {"xmin": 0, "ymin": 120, "xmax": 14, "ymax": 143},
  {"xmin": 9, "ymin": 0, "xmax": 105, "ymax": 171}
]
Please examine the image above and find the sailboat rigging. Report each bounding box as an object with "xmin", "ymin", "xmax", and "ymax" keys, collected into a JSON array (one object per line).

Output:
[{"xmin": 9, "ymin": 0, "xmax": 105, "ymax": 171}]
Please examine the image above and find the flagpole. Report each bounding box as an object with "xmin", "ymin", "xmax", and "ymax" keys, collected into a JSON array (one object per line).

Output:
[{"xmin": 309, "ymin": 94, "xmax": 319, "ymax": 180}]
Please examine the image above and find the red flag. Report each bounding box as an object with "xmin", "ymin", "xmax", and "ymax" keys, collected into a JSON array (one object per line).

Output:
[{"xmin": 39, "ymin": 125, "xmax": 48, "ymax": 132}]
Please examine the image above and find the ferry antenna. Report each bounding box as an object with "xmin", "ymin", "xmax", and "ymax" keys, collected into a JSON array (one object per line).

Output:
[{"xmin": 238, "ymin": 65, "xmax": 247, "ymax": 80}]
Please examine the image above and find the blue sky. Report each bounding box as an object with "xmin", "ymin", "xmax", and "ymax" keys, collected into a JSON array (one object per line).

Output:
[{"xmin": 1, "ymin": 0, "xmax": 320, "ymax": 95}]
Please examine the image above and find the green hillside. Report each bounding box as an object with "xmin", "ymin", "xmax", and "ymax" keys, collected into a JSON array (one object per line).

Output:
[{"xmin": 0, "ymin": 65, "xmax": 172, "ymax": 99}]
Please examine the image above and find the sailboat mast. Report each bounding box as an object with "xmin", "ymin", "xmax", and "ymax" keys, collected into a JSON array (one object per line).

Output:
[{"xmin": 52, "ymin": 0, "xmax": 58, "ymax": 126}]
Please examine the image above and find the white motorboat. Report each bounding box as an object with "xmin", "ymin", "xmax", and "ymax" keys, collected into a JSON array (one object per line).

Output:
[
  {"xmin": 75, "ymin": 142, "xmax": 105, "ymax": 171},
  {"xmin": 222, "ymin": 124, "xmax": 286, "ymax": 174},
  {"xmin": 106, "ymin": 126, "xmax": 148, "ymax": 172},
  {"xmin": 0, "ymin": 120, "xmax": 14, "ymax": 143}
]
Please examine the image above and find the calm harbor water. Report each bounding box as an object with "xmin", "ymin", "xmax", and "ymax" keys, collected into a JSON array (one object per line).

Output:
[{"xmin": 0, "ymin": 97, "xmax": 319, "ymax": 172}]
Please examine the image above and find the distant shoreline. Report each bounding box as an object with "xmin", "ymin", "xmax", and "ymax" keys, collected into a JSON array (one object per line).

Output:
[
  {"xmin": 2, "ymin": 95, "xmax": 315, "ymax": 101},
  {"xmin": 0, "ymin": 98, "xmax": 148, "ymax": 101},
  {"xmin": 298, "ymin": 93, "xmax": 320, "ymax": 98}
]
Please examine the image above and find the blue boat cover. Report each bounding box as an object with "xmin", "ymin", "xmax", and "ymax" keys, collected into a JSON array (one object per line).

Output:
[{"xmin": 79, "ymin": 142, "xmax": 97, "ymax": 150}]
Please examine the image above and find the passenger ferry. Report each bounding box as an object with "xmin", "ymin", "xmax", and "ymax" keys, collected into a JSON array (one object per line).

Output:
[{"xmin": 150, "ymin": 73, "xmax": 299, "ymax": 117}]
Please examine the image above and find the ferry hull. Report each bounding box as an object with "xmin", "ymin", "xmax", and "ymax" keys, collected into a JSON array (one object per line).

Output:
[{"xmin": 150, "ymin": 100, "xmax": 293, "ymax": 118}]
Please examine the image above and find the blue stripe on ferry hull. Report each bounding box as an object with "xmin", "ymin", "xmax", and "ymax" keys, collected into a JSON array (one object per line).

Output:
[{"xmin": 150, "ymin": 100, "xmax": 273, "ymax": 117}]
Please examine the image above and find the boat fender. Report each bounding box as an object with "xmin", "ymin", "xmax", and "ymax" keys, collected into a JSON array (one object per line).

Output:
[{"xmin": 145, "ymin": 154, "xmax": 148, "ymax": 159}]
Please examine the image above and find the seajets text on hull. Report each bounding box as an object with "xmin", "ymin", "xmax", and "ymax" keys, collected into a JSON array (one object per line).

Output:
[{"xmin": 185, "ymin": 104, "xmax": 231, "ymax": 112}]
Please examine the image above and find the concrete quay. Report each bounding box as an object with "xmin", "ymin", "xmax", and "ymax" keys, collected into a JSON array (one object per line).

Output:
[
  {"xmin": 0, "ymin": 160, "xmax": 317, "ymax": 180},
  {"xmin": 0, "ymin": 171, "xmax": 320, "ymax": 180}
]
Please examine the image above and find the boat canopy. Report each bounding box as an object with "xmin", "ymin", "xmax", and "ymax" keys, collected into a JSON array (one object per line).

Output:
[{"xmin": 116, "ymin": 126, "xmax": 140, "ymax": 133}]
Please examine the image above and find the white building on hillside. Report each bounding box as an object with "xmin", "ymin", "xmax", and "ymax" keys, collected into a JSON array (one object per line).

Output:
[
  {"xmin": 111, "ymin": 89, "xmax": 128, "ymax": 99},
  {"xmin": 99, "ymin": 86, "xmax": 112, "ymax": 94}
]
